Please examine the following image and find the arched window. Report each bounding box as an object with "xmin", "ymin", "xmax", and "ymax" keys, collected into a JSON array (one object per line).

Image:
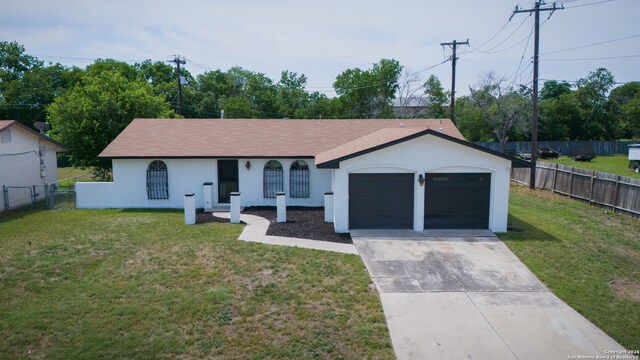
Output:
[
  {"xmin": 263, "ymin": 160, "xmax": 283, "ymax": 198},
  {"xmin": 147, "ymin": 160, "xmax": 168, "ymax": 199},
  {"xmin": 290, "ymin": 160, "xmax": 309, "ymax": 198}
]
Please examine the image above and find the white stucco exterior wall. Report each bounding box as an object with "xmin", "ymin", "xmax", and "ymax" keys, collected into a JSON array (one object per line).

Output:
[
  {"xmin": 0, "ymin": 126, "xmax": 60, "ymax": 212},
  {"xmin": 331, "ymin": 135, "xmax": 512, "ymax": 233},
  {"xmin": 76, "ymin": 158, "xmax": 331, "ymax": 209}
]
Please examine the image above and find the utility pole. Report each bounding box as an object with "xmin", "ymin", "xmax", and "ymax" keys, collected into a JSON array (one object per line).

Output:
[
  {"xmin": 511, "ymin": 1, "xmax": 563, "ymax": 189},
  {"xmin": 440, "ymin": 39, "xmax": 469, "ymax": 124},
  {"xmin": 167, "ymin": 55, "xmax": 186, "ymax": 115}
]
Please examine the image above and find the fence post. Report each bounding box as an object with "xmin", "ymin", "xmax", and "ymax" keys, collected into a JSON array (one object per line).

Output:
[
  {"xmin": 551, "ymin": 163, "xmax": 558, "ymax": 193},
  {"xmin": 589, "ymin": 170, "xmax": 595, "ymax": 205},
  {"xmin": 612, "ymin": 176, "xmax": 620, "ymax": 213},
  {"xmin": 569, "ymin": 167, "xmax": 575, "ymax": 199},
  {"xmin": 2, "ymin": 185, "xmax": 7, "ymax": 212}
]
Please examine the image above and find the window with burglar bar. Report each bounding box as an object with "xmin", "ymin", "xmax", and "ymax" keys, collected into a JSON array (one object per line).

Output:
[
  {"xmin": 290, "ymin": 160, "xmax": 309, "ymax": 198},
  {"xmin": 263, "ymin": 160, "xmax": 283, "ymax": 198},
  {"xmin": 147, "ymin": 160, "xmax": 168, "ymax": 200}
]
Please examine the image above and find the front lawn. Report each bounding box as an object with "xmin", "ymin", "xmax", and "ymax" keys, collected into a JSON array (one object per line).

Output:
[
  {"xmin": 501, "ymin": 185, "xmax": 640, "ymax": 350},
  {"xmin": 0, "ymin": 210, "xmax": 392, "ymax": 359},
  {"xmin": 544, "ymin": 154, "xmax": 640, "ymax": 179}
]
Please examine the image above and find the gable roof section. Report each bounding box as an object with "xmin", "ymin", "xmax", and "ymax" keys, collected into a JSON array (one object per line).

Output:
[
  {"xmin": 315, "ymin": 128, "xmax": 531, "ymax": 169},
  {"xmin": 0, "ymin": 120, "xmax": 68, "ymax": 151},
  {"xmin": 99, "ymin": 118, "xmax": 463, "ymax": 158}
]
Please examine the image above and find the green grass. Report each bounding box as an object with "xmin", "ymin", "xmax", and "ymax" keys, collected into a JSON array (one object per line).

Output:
[
  {"xmin": 544, "ymin": 155, "xmax": 640, "ymax": 179},
  {"xmin": 501, "ymin": 185, "xmax": 640, "ymax": 350},
  {"xmin": 56, "ymin": 167, "xmax": 93, "ymax": 190},
  {"xmin": 0, "ymin": 210, "xmax": 393, "ymax": 359}
]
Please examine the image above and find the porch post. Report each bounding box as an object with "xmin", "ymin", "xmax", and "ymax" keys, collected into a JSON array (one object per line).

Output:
[
  {"xmin": 276, "ymin": 192, "xmax": 286, "ymax": 223},
  {"xmin": 203, "ymin": 182, "xmax": 213, "ymax": 210},
  {"xmin": 230, "ymin": 192, "xmax": 241, "ymax": 224},
  {"xmin": 324, "ymin": 191, "xmax": 334, "ymax": 223},
  {"xmin": 184, "ymin": 193, "xmax": 196, "ymax": 225}
]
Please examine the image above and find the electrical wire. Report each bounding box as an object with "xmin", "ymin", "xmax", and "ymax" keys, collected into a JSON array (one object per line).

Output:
[
  {"xmin": 563, "ymin": 0, "xmax": 615, "ymax": 8},
  {"xmin": 509, "ymin": 22, "xmax": 536, "ymax": 87},
  {"xmin": 475, "ymin": 14, "xmax": 532, "ymax": 54},
  {"xmin": 541, "ymin": 54, "xmax": 640, "ymax": 61},
  {"xmin": 542, "ymin": 34, "xmax": 640, "ymax": 55}
]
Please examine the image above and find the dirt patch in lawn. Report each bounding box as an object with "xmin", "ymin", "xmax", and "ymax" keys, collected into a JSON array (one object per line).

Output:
[
  {"xmin": 609, "ymin": 279, "xmax": 640, "ymax": 301},
  {"xmin": 243, "ymin": 206, "xmax": 352, "ymax": 244}
]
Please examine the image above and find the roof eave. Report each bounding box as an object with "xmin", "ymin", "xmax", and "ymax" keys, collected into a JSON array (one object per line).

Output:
[{"xmin": 315, "ymin": 129, "xmax": 532, "ymax": 169}]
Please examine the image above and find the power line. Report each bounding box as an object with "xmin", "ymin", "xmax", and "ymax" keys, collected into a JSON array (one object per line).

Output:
[
  {"xmin": 563, "ymin": 0, "xmax": 615, "ymax": 8},
  {"xmin": 477, "ymin": 15, "xmax": 532, "ymax": 54},
  {"xmin": 510, "ymin": 22, "xmax": 535, "ymax": 87},
  {"xmin": 542, "ymin": 54, "xmax": 640, "ymax": 61},
  {"xmin": 460, "ymin": 19, "xmax": 511, "ymax": 55},
  {"xmin": 542, "ymin": 34, "xmax": 640, "ymax": 55}
]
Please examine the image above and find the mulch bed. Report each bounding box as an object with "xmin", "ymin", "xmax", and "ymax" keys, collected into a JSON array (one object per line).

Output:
[
  {"xmin": 242, "ymin": 206, "xmax": 352, "ymax": 244},
  {"xmin": 196, "ymin": 211, "xmax": 243, "ymax": 224}
]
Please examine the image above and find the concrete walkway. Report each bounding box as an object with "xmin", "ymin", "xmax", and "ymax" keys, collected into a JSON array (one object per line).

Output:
[
  {"xmin": 353, "ymin": 233, "xmax": 627, "ymax": 360},
  {"xmin": 208, "ymin": 212, "xmax": 358, "ymax": 255}
]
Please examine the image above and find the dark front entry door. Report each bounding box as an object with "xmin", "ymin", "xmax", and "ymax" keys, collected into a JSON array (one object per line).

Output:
[
  {"xmin": 424, "ymin": 173, "xmax": 491, "ymax": 229},
  {"xmin": 349, "ymin": 173, "xmax": 414, "ymax": 229},
  {"xmin": 218, "ymin": 160, "xmax": 238, "ymax": 203}
]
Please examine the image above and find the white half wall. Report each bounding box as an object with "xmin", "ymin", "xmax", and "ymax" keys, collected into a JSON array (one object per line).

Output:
[
  {"xmin": 76, "ymin": 158, "xmax": 332, "ymax": 209},
  {"xmin": 331, "ymin": 135, "xmax": 512, "ymax": 233}
]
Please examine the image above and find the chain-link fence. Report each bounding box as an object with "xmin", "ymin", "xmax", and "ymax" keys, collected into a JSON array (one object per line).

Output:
[{"xmin": 2, "ymin": 172, "xmax": 91, "ymax": 212}]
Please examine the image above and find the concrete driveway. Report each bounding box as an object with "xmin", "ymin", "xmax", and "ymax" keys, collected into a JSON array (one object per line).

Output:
[{"xmin": 352, "ymin": 231, "xmax": 627, "ymax": 360}]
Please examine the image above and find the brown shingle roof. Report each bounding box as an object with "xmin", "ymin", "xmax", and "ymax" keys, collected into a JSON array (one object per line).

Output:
[
  {"xmin": 99, "ymin": 118, "xmax": 463, "ymax": 158},
  {"xmin": 315, "ymin": 127, "xmax": 430, "ymax": 166}
]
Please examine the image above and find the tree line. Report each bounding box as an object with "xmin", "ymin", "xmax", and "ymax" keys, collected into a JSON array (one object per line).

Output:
[{"xmin": 1, "ymin": 41, "xmax": 638, "ymax": 171}]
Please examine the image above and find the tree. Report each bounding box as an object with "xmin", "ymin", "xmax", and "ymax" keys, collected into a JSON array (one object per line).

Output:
[
  {"xmin": 276, "ymin": 70, "xmax": 309, "ymax": 118},
  {"xmin": 423, "ymin": 75, "xmax": 449, "ymax": 118},
  {"xmin": 608, "ymin": 81, "xmax": 640, "ymax": 139},
  {"xmin": 539, "ymin": 80, "xmax": 572, "ymax": 101},
  {"xmin": 469, "ymin": 71, "xmax": 531, "ymax": 151},
  {"xmin": 333, "ymin": 58, "xmax": 402, "ymax": 118},
  {"xmin": 454, "ymin": 96, "xmax": 493, "ymax": 141},
  {"xmin": 396, "ymin": 69, "xmax": 426, "ymax": 118},
  {"xmin": 0, "ymin": 41, "xmax": 79, "ymax": 127},
  {"xmin": 574, "ymin": 68, "xmax": 616, "ymax": 139},
  {"xmin": 47, "ymin": 70, "xmax": 172, "ymax": 172}
]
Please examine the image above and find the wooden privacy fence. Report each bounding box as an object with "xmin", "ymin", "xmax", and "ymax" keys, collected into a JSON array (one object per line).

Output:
[
  {"xmin": 512, "ymin": 161, "xmax": 640, "ymax": 216},
  {"xmin": 475, "ymin": 140, "xmax": 636, "ymax": 155}
]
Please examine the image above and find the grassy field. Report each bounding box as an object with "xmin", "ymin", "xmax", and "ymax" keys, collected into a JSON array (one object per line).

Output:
[
  {"xmin": 56, "ymin": 167, "xmax": 93, "ymax": 190},
  {"xmin": 544, "ymin": 154, "xmax": 640, "ymax": 179},
  {"xmin": 501, "ymin": 185, "xmax": 640, "ymax": 350},
  {"xmin": 0, "ymin": 210, "xmax": 393, "ymax": 359}
]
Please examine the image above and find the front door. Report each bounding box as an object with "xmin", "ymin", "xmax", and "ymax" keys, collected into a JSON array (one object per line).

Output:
[{"xmin": 218, "ymin": 160, "xmax": 238, "ymax": 203}]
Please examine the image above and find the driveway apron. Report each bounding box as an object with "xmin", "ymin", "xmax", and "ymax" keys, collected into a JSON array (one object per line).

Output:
[{"xmin": 353, "ymin": 233, "xmax": 627, "ymax": 360}]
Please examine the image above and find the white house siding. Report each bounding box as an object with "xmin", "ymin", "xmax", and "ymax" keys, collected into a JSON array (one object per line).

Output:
[
  {"xmin": 0, "ymin": 126, "xmax": 60, "ymax": 212},
  {"xmin": 331, "ymin": 135, "xmax": 512, "ymax": 233},
  {"xmin": 76, "ymin": 158, "xmax": 332, "ymax": 209}
]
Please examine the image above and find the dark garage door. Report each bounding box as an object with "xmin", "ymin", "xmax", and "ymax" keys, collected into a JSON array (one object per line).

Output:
[
  {"xmin": 424, "ymin": 173, "xmax": 490, "ymax": 229},
  {"xmin": 349, "ymin": 173, "xmax": 414, "ymax": 229}
]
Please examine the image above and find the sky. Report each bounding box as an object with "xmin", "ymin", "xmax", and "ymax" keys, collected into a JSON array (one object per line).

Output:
[{"xmin": 1, "ymin": 0, "xmax": 638, "ymax": 98}]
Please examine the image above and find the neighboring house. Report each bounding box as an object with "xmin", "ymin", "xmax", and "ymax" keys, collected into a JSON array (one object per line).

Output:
[
  {"xmin": 0, "ymin": 120, "xmax": 67, "ymax": 212},
  {"xmin": 76, "ymin": 118, "xmax": 529, "ymax": 233},
  {"xmin": 392, "ymin": 97, "xmax": 426, "ymax": 118}
]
